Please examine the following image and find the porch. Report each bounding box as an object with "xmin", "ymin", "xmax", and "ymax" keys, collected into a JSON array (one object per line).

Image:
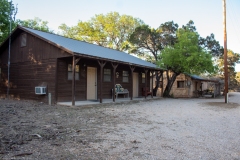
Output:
[
  {"xmin": 57, "ymin": 96, "xmax": 161, "ymax": 107},
  {"xmin": 56, "ymin": 56, "xmax": 164, "ymax": 106}
]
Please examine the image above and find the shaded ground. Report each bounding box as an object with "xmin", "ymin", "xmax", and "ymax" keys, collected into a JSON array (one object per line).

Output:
[{"xmin": 0, "ymin": 93, "xmax": 240, "ymax": 159}]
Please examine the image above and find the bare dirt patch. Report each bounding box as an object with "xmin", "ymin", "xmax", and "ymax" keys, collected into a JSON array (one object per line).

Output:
[
  {"xmin": 0, "ymin": 99, "xmax": 110, "ymax": 159},
  {"xmin": 1, "ymin": 95, "xmax": 240, "ymax": 159}
]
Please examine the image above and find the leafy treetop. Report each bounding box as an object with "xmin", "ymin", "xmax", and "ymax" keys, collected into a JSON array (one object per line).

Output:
[
  {"xmin": 158, "ymin": 28, "xmax": 216, "ymax": 75},
  {"xmin": 59, "ymin": 12, "xmax": 144, "ymax": 52}
]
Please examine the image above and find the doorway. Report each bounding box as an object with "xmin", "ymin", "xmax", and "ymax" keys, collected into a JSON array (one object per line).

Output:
[
  {"xmin": 133, "ymin": 72, "xmax": 139, "ymax": 97},
  {"xmin": 87, "ymin": 67, "xmax": 97, "ymax": 100}
]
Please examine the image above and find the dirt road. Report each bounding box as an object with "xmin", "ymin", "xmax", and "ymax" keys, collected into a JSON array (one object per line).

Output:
[{"xmin": 1, "ymin": 93, "xmax": 240, "ymax": 159}]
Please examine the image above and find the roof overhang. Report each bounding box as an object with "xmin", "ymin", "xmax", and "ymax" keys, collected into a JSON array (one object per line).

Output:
[
  {"xmin": 0, "ymin": 25, "xmax": 163, "ymax": 71},
  {"xmin": 73, "ymin": 52, "xmax": 162, "ymax": 71}
]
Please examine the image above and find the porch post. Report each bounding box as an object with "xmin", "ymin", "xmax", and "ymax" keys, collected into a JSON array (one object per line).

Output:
[
  {"xmin": 72, "ymin": 56, "xmax": 81, "ymax": 106},
  {"xmin": 129, "ymin": 65, "xmax": 135, "ymax": 100},
  {"xmin": 144, "ymin": 69, "xmax": 148, "ymax": 99},
  {"xmin": 98, "ymin": 60, "xmax": 106, "ymax": 103},
  {"xmin": 151, "ymin": 70, "xmax": 153, "ymax": 98},
  {"xmin": 55, "ymin": 58, "xmax": 58, "ymax": 103},
  {"xmin": 161, "ymin": 71, "xmax": 164, "ymax": 97},
  {"xmin": 111, "ymin": 63, "xmax": 118, "ymax": 102},
  {"xmin": 72, "ymin": 56, "xmax": 76, "ymax": 106}
]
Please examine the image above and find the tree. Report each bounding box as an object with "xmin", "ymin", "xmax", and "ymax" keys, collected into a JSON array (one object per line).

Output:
[
  {"xmin": 183, "ymin": 20, "xmax": 223, "ymax": 57},
  {"xmin": 199, "ymin": 33, "xmax": 223, "ymax": 57},
  {"xmin": 130, "ymin": 20, "xmax": 222, "ymax": 96},
  {"xmin": 236, "ymin": 72, "xmax": 240, "ymax": 87},
  {"xmin": 17, "ymin": 17, "xmax": 53, "ymax": 33},
  {"xmin": 158, "ymin": 28, "xmax": 216, "ymax": 97},
  {"xmin": 217, "ymin": 50, "xmax": 240, "ymax": 89},
  {"xmin": 59, "ymin": 12, "xmax": 143, "ymax": 52},
  {"xmin": 129, "ymin": 21, "xmax": 179, "ymax": 95},
  {"xmin": 0, "ymin": 0, "xmax": 17, "ymax": 44}
]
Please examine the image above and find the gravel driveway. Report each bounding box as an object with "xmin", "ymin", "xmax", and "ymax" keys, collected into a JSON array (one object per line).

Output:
[{"xmin": 1, "ymin": 92, "xmax": 240, "ymax": 159}]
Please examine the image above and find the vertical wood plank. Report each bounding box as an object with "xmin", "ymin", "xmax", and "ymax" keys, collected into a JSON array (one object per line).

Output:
[
  {"xmin": 144, "ymin": 69, "xmax": 148, "ymax": 99},
  {"xmin": 161, "ymin": 71, "xmax": 163, "ymax": 97},
  {"xmin": 111, "ymin": 63, "xmax": 119, "ymax": 102},
  {"xmin": 98, "ymin": 60, "xmax": 106, "ymax": 103},
  {"xmin": 100, "ymin": 65, "xmax": 103, "ymax": 103},
  {"xmin": 151, "ymin": 70, "xmax": 153, "ymax": 98},
  {"xmin": 129, "ymin": 65, "xmax": 135, "ymax": 100},
  {"xmin": 55, "ymin": 58, "xmax": 58, "ymax": 102},
  {"xmin": 72, "ymin": 55, "xmax": 75, "ymax": 106}
]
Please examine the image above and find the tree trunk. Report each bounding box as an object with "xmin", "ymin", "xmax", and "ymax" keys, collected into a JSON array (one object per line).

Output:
[
  {"xmin": 153, "ymin": 71, "xmax": 163, "ymax": 96},
  {"xmin": 163, "ymin": 71, "xmax": 179, "ymax": 97}
]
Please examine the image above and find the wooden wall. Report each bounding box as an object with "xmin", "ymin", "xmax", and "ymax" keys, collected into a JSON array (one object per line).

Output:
[
  {"xmin": 0, "ymin": 29, "xmax": 152, "ymax": 103},
  {"xmin": 56, "ymin": 58, "xmax": 88, "ymax": 102},
  {"xmin": 0, "ymin": 31, "xmax": 70, "ymax": 103},
  {"xmin": 56, "ymin": 59, "xmax": 151, "ymax": 101}
]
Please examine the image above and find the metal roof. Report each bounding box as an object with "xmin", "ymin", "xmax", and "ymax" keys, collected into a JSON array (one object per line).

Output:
[
  {"xmin": 189, "ymin": 74, "xmax": 206, "ymax": 81},
  {"xmin": 188, "ymin": 74, "xmax": 219, "ymax": 82},
  {"xmin": 21, "ymin": 26, "xmax": 161, "ymax": 69}
]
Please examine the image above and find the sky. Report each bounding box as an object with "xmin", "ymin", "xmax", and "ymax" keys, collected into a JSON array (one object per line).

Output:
[{"xmin": 11, "ymin": 0, "xmax": 240, "ymax": 71}]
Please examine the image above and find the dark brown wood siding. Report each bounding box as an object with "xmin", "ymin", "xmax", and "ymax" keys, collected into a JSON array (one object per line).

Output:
[
  {"xmin": 0, "ymin": 30, "xmax": 153, "ymax": 103},
  {"xmin": 56, "ymin": 60, "xmax": 151, "ymax": 101},
  {"xmin": 0, "ymin": 31, "xmax": 70, "ymax": 103},
  {"xmin": 97, "ymin": 63, "xmax": 151, "ymax": 99},
  {"xmin": 56, "ymin": 58, "xmax": 87, "ymax": 102}
]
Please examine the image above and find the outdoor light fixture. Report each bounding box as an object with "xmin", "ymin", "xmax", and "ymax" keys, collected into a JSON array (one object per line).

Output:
[{"xmin": 116, "ymin": 72, "xmax": 119, "ymax": 78}]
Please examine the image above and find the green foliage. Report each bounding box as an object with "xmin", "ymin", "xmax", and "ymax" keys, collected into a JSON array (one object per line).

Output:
[
  {"xmin": 199, "ymin": 33, "xmax": 223, "ymax": 57},
  {"xmin": 217, "ymin": 50, "xmax": 240, "ymax": 74},
  {"xmin": 158, "ymin": 28, "xmax": 216, "ymax": 75},
  {"xmin": 129, "ymin": 21, "xmax": 178, "ymax": 63},
  {"xmin": 17, "ymin": 17, "xmax": 53, "ymax": 33},
  {"xmin": 0, "ymin": 0, "xmax": 17, "ymax": 44},
  {"xmin": 129, "ymin": 21, "xmax": 179, "ymax": 96},
  {"xmin": 217, "ymin": 50, "xmax": 240, "ymax": 88},
  {"xmin": 182, "ymin": 20, "xmax": 223, "ymax": 58},
  {"xmin": 129, "ymin": 24, "xmax": 161, "ymax": 62},
  {"xmin": 182, "ymin": 20, "xmax": 196, "ymax": 32},
  {"xmin": 59, "ymin": 12, "xmax": 143, "ymax": 52}
]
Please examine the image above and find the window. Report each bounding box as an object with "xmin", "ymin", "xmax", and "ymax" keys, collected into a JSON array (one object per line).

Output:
[
  {"xmin": 142, "ymin": 73, "xmax": 145, "ymax": 83},
  {"xmin": 104, "ymin": 69, "xmax": 111, "ymax": 82},
  {"xmin": 122, "ymin": 71, "xmax": 129, "ymax": 82},
  {"xmin": 68, "ymin": 64, "xmax": 79, "ymax": 80},
  {"xmin": 177, "ymin": 81, "xmax": 185, "ymax": 88},
  {"xmin": 20, "ymin": 33, "xmax": 27, "ymax": 47}
]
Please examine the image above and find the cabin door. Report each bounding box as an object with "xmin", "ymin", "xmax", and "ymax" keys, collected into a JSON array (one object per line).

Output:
[
  {"xmin": 133, "ymin": 72, "xmax": 139, "ymax": 97},
  {"xmin": 87, "ymin": 67, "xmax": 97, "ymax": 100}
]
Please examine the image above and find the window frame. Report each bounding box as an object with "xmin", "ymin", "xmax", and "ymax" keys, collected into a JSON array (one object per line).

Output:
[
  {"xmin": 68, "ymin": 64, "xmax": 80, "ymax": 80},
  {"xmin": 103, "ymin": 68, "xmax": 111, "ymax": 82},
  {"xmin": 122, "ymin": 71, "xmax": 129, "ymax": 83},
  {"xmin": 142, "ymin": 73, "xmax": 145, "ymax": 83},
  {"xmin": 177, "ymin": 81, "xmax": 185, "ymax": 88},
  {"xmin": 20, "ymin": 33, "xmax": 27, "ymax": 47}
]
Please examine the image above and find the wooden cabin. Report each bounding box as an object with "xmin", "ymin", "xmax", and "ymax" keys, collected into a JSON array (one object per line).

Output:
[{"xmin": 0, "ymin": 26, "xmax": 163, "ymax": 105}]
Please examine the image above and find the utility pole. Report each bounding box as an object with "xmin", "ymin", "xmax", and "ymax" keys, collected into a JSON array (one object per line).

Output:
[
  {"xmin": 7, "ymin": 1, "xmax": 12, "ymax": 99},
  {"xmin": 223, "ymin": 0, "xmax": 228, "ymax": 103},
  {"xmin": 7, "ymin": 1, "xmax": 17, "ymax": 99}
]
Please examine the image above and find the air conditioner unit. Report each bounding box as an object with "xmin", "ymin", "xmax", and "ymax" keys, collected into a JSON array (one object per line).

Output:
[{"xmin": 35, "ymin": 86, "xmax": 46, "ymax": 95}]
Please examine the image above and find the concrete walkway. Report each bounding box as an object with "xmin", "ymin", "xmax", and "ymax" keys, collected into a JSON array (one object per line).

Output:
[{"xmin": 57, "ymin": 96, "xmax": 160, "ymax": 106}]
